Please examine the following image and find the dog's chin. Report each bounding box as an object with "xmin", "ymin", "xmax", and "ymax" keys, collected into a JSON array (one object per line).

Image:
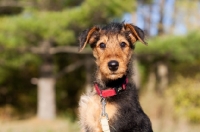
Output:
[{"xmin": 105, "ymin": 73, "xmax": 124, "ymax": 80}]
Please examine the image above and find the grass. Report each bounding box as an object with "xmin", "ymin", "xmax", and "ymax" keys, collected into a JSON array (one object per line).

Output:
[
  {"xmin": 1, "ymin": 94, "xmax": 200, "ymax": 132},
  {"xmin": 0, "ymin": 118, "xmax": 80, "ymax": 132},
  {"xmin": 1, "ymin": 76, "xmax": 200, "ymax": 132},
  {"xmin": 1, "ymin": 91, "xmax": 200, "ymax": 132},
  {"xmin": 140, "ymin": 91, "xmax": 200, "ymax": 132}
]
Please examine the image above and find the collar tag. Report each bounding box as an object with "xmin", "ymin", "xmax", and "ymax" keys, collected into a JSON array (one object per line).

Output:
[{"xmin": 100, "ymin": 98, "xmax": 110, "ymax": 132}]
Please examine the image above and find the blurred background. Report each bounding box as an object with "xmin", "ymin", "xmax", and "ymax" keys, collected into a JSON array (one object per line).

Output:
[{"xmin": 0, "ymin": 0, "xmax": 200, "ymax": 132}]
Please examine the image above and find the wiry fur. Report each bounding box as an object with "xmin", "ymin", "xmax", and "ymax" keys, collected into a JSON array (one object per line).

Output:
[{"xmin": 78, "ymin": 22, "xmax": 153, "ymax": 132}]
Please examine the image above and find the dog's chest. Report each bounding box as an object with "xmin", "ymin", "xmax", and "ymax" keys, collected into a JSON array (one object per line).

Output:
[{"xmin": 79, "ymin": 94, "xmax": 118, "ymax": 132}]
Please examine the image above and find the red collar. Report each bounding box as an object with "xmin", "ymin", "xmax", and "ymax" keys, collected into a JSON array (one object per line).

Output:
[{"xmin": 94, "ymin": 78, "xmax": 128, "ymax": 98}]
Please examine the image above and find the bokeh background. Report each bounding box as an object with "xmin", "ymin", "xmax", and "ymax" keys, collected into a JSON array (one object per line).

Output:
[{"xmin": 0, "ymin": 0, "xmax": 200, "ymax": 132}]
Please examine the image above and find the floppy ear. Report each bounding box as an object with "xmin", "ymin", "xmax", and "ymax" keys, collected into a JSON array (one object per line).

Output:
[
  {"xmin": 124, "ymin": 24, "xmax": 147, "ymax": 45},
  {"xmin": 78, "ymin": 26, "xmax": 99, "ymax": 52}
]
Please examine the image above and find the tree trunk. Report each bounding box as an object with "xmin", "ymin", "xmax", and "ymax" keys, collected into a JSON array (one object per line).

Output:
[
  {"xmin": 37, "ymin": 77, "xmax": 56, "ymax": 119},
  {"xmin": 37, "ymin": 40, "xmax": 56, "ymax": 120},
  {"xmin": 147, "ymin": 65, "xmax": 156, "ymax": 91},
  {"xmin": 133, "ymin": 59, "xmax": 141, "ymax": 89},
  {"xmin": 156, "ymin": 62, "xmax": 168, "ymax": 94},
  {"xmin": 157, "ymin": 0, "xmax": 165, "ymax": 35}
]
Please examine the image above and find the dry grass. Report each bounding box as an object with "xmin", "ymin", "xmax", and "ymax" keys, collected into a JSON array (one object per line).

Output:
[
  {"xmin": 0, "ymin": 118, "xmax": 80, "ymax": 132},
  {"xmin": 1, "ymin": 91, "xmax": 200, "ymax": 132},
  {"xmin": 140, "ymin": 91, "xmax": 200, "ymax": 132},
  {"xmin": 1, "ymin": 75, "xmax": 200, "ymax": 132},
  {"xmin": 1, "ymin": 92, "xmax": 200, "ymax": 132}
]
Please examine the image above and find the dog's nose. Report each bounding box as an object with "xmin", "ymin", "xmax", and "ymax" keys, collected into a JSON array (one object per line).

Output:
[{"xmin": 108, "ymin": 60, "xmax": 119, "ymax": 71}]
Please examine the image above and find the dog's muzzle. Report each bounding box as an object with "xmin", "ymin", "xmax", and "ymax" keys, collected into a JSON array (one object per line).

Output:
[{"xmin": 108, "ymin": 60, "xmax": 119, "ymax": 71}]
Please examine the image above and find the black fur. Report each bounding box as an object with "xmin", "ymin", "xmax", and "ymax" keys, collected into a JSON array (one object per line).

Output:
[
  {"xmin": 79, "ymin": 22, "xmax": 153, "ymax": 132},
  {"xmin": 78, "ymin": 22, "xmax": 146, "ymax": 51},
  {"xmin": 78, "ymin": 29, "xmax": 90, "ymax": 50},
  {"xmin": 94, "ymin": 60, "xmax": 153, "ymax": 132},
  {"xmin": 104, "ymin": 81, "xmax": 152, "ymax": 132}
]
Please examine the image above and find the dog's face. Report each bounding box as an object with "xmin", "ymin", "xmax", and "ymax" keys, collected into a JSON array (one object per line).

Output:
[{"xmin": 79, "ymin": 23, "xmax": 147, "ymax": 80}]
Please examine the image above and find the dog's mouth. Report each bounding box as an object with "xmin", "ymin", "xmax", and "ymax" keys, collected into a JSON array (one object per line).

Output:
[
  {"xmin": 99, "ymin": 61, "xmax": 128, "ymax": 80},
  {"xmin": 106, "ymin": 72, "xmax": 125, "ymax": 80}
]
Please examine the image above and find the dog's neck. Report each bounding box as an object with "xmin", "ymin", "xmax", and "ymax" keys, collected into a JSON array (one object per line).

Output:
[
  {"xmin": 105, "ymin": 76, "xmax": 127, "ymax": 89},
  {"xmin": 94, "ymin": 75, "xmax": 128, "ymax": 98},
  {"xmin": 95, "ymin": 75, "xmax": 128, "ymax": 90}
]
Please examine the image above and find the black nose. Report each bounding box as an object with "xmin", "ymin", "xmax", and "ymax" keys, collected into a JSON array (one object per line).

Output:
[{"xmin": 108, "ymin": 60, "xmax": 119, "ymax": 71}]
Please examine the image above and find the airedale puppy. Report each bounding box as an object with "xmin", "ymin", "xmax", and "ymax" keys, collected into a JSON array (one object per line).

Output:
[{"xmin": 78, "ymin": 22, "xmax": 153, "ymax": 132}]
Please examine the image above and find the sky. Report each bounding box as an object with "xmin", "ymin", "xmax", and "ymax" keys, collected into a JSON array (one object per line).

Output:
[{"xmin": 123, "ymin": 0, "xmax": 200, "ymax": 36}]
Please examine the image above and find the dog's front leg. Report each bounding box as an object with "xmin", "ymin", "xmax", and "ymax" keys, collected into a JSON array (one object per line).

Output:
[{"xmin": 79, "ymin": 94, "xmax": 103, "ymax": 132}]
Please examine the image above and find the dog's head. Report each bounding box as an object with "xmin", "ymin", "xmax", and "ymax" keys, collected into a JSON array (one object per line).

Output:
[{"xmin": 79, "ymin": 22, "xmax": 147, "ymax": 80}]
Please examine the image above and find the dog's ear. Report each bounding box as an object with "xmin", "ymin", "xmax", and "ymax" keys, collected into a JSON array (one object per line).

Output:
[
  {"xmin": 124, "ymin": 24, "xmax": 147, "ymax": 45},
  {"xmin": 78, "ymin": 26, "xmax": 99, "ymax": 52}
]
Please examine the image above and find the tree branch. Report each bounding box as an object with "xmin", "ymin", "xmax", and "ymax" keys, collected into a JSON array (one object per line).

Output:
[
  {"xmin": 30, "ymin": 46, "xmax": 92, "ymax": 55},
  {"xmin": 55, "ymin": 60, "xmax": 85, "ymax": 79},
  {"xmin": 49, "ymin": 46, "xmax": 92, "ymax": 54}
]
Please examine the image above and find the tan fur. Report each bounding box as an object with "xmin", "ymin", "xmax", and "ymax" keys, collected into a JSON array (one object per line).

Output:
[
  {"xmin": 78, "ymin": 23, "xmax": 148, "ymax": 132},
  {"xmin": 79, "ymin": 27, "xmax": 98, "ymax": 52},
  {"xmin": 93, "ymin": 34, "xmax": 132, "ymax": 81},
  {"xmin": 79, "ymin": 89, "xmax": 118, "ymax": 132},
  {"xmin": 125, "ymin": 24, "xmax": 147, "ymax": 45}
]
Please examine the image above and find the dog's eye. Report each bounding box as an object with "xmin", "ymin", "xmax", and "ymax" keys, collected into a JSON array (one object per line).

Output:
[
  {"xmin": 99, "ymin": 43, "xmax": 106, "ymax": 49},
  {"xmin": 120, "ymin": 42, "xmax": 126, "ymax": 48}
]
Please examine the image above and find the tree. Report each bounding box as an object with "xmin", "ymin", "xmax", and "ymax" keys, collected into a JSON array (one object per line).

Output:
[
  {"xmin": 134, "ymin": 0, "xmax": 200, "ymax": 93},
  {"xmin": 0, "ymin": 0, "xmax": 134, "ymax": 119},
  {"xmin": 135, "ymin": 30, "xmax": 200, "ymax": 93}
]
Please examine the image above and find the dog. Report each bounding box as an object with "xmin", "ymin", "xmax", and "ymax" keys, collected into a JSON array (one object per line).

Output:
[{"xmin": 78, "ymin": 22, "xmax": 153, "ymax": 132}]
